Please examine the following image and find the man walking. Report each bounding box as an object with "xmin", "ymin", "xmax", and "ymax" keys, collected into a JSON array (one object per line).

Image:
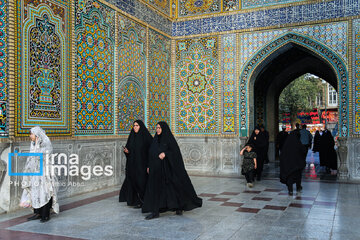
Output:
[{"xmin": 299, "ymin": 124, "xmax": 313, "ymax": 159}]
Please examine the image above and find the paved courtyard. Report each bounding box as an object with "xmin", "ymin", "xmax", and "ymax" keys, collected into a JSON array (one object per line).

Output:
[{"xmin": 0, "ymin": 162, "xmax": 359, "ymax": 240}]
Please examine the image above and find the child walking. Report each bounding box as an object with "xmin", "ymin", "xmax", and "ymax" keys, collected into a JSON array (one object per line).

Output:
[{"xmin": 240, "ymin": 144, "xmax": 257, "ymax": 188}]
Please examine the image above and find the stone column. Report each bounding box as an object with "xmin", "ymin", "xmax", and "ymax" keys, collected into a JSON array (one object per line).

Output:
[{"xmin": 337, "ymin": 137, "xmax": 349, "ymax": 180}]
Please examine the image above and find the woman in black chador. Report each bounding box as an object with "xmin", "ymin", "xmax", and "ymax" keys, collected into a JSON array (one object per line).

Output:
[
  {"xmin": 312, "ymin": 130, "xmax": 321, "ymax": 153},
  {"xmin": 280, "ymin": 132, "xmax": 307, "ymax": 195},
  {"xmin": 319, "ymin": 129, "xmax": 337, "ymax": 171},
  {"xmin": 142, "ymin": 121, "xmax": 202, "ymax": 220},
  {"xmin": 119, "ymin": 120, "xmax": 153, "ymax": 208},
  {"xmin": 248, "ymin": 126, "xmax": 267, "ymax": 181}
]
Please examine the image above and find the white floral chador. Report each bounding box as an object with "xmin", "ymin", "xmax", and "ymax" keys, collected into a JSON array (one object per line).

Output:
[{"xmin": 20, "ymin": 126, "xmax": 59, "ymax": 213}]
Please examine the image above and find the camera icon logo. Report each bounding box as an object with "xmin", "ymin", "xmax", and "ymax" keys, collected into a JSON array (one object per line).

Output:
[{"xmin": 8, "ymin": 151, "xmax": 43, "ymax": 176}]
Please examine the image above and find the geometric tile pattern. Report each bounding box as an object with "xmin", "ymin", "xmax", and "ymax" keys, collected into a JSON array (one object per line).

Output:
[
  {"xmin": 242, "ymin": 0, "xmax": 305, "ymax": 9},
  {"xmin": 353, "ymin": 19, "xmax": 360, "ymax": 134},
  {"xmin": 240, "ymin": 22, "xmax": 348, "ymax": 67},
  {"xmin": 239, "ymin": 33, "xmax": 349, "ymax": 136},
  {"xmin": 15, "ymin": 0, "xmax": 72, "ymax": 136},
  {"xmin": 118, "ymin": 80, "xmax": 145, "ymax": 133},
  {"xmin": 223, "ymin": 0, "xmax": 239, "ymax": 11},
  {"xmin": 240, "ymin": 29, "xmax": 286, "ymax": 67},
  {"xmin": 148, "ymin": 29, "xmax": 171, "ymax": 132},
  {"xmin": 175, "ymin": 37, "xmax": 219, "ymax": 134},
  {"xmin": 178, "ymin": 0, "xmax": 221, "ymax": 17},
  {"xmin": 148, "ymin": 0, "xmax": 171, "ymax": 16},
  {"xmin": 0, "ymin": 0, "xmax": 7, "ymax": 136},
  {"xmin": 107, "ymin": 0, "xmax": 172, "ymax": 35},
  {"xmin": 292, "ymin": 22, "xmax": 348, "ymax": 62},
  {"xmin": 75, "ymin": 0, "xmax": 116, "ymax": 135},
  {"xmin": 221, "ymin": 34, "xmax": 236, "ymax": 134},
  {"xmin": 117, "ymin": 14, "xmax": 147, "ymax": 134},
  {"xmin": 118, "ymin": 14, "xmax": 147, "ymax": 89},
  {"xmin": 172, "ymin": 0, "xmax": 360, "ymax": 36}
]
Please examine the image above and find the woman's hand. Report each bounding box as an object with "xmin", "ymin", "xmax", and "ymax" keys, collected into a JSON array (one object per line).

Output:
[
  {"xmin": 240, "ymin": 147, "xmax": 245, "ymax": 155},
  {"xmin": 123, "ymin": 147, "xmax": 129, "ymax": 154},
  {"xmin": 147, "ymin": 168, "xmax": 149, "ymax": 174},
  {"xmin": 159, "ymin": 152, "xmax": 165, "ymax": 160}
]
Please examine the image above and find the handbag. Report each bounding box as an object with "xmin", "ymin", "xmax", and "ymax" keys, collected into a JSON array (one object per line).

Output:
[{"xmin": 19, "ymin": 190, "xmax": 32, "ymax": 208}]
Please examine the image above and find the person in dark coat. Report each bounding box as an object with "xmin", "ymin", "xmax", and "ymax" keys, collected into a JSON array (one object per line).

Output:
[
  {"xmin": 119, "ymin": 120, "xmax": 153, "ymax": 208},
  {"xmin": 293, "ymin": 123, "xmax": 301, "ymax": 133},
  {"xmin": 276, "ymin": 125, "xmax": 288, "ymax": 157},
  {"xmin": 312, "ymin": 130, "xmax": 321, "ymax": 152},
  {"xmin": 280, "ymin": 132, "xmax": 307, "ymax": 195},
  {"xmin": 248, "ymin": 126, "xmax": 267, "ymax": 181},
  {"xmin": 142, "ymin": 121, "xmax": 202, "ymax": 220},
  {"xmin": 319, "ymin": 129, "xmax": 337, "ymax": 171},
  {"xmin": 260, "ymin": 125, "xmax": 270, "ymax": 164}
]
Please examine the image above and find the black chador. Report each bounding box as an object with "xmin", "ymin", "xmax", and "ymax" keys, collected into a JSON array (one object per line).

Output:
[
  {"xmin": 248, "ymin": 127, "xmax": 267, "ymax": 181},
  {"xmin": 312, "ymin": 130, "xmax": 321, "ymax": 152},
  {"xmin": 280, "ymin": 132, "xmax": 307, "ymax": 195},
  {"xmin": 142, "ymin": 121, "xmax": 202, "ymax": 219},
  {"xmin": 319, "ymin": 130, "xmax": 337, "ymax": 170},
  {"xmin": 119, "ymin": 120, "xmax": 153, "ymax": 207}
]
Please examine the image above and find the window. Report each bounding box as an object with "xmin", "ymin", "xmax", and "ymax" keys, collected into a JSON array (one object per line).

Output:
[
  {"xmin": 328, "ymin": 85, "xmax": 337, "ymax": 105},
  {"xmin": 316, "ymin": 93, "xmax": 323, "ymax": 106}
]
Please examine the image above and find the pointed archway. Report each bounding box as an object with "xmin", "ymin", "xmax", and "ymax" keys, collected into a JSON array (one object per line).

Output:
[{"xmin": 239, "ymin": 33, "xmax": 348, "ymax": 142}]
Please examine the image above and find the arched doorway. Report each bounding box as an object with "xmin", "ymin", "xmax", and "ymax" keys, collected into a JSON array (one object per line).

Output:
[{"xmin": 240, "ymin": 33, "xmax": 349, "ymax": 162}]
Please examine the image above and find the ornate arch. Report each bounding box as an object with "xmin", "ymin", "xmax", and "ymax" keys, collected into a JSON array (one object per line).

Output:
[
  {"xmin": 118, "ymin": 28, "xmax": 147, "ymax": 89},
  {"xmin": 17, "ymin": 3, "xmax": 71, "ymax": 136},
  {"xmin": 239, "ymin": 32, "xmax": 348, "ymax": 137},
  {"xmin": 148, "ymin": 30, "xmax": 171, "ymax": 131}
]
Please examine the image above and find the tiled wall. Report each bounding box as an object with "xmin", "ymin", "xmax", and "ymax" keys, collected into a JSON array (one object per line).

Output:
[
  {"xmin": 107, "ymin": 0, "xmax": 172, "ymax": 35},
  {"xmin": 173, "ymin": 0, "xmax": 360, "ymax": 36}
]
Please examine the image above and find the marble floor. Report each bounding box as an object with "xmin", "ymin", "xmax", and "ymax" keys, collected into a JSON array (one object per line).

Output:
[{"xmin": 0, "ymin": 154, "xmax": 359, "ymax": 240}]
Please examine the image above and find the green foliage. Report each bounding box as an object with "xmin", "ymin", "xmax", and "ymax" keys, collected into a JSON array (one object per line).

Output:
[{"xmin": 279, "ymin": 74, "xmax": 323, "ymax": 122}]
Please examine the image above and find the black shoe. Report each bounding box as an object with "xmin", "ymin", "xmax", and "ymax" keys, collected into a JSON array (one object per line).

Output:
[
  {"xmin": 40, "ymin": 217, "xmax": 50, "ymax": 223},
  {"xmin": 288, "ymin": 191, "xmax": 293, "ymax": 196},
  {"xmin": 27, "ymin": 214, "xmax": 41, "ymax": 221},
  {"xmin": 134, "ymin": 204, "xmax": 142, "ymax": 209},
  {"xmin": 145, "ymin": 212, "xmax": 159, "ymax": 220},
  {"xmin": 176, "ymin": 210, "xmax": 183, "ymax": 215},
  {"xmin": 297, "ymin": 186, "xmax": 303, "ymax": 192}
]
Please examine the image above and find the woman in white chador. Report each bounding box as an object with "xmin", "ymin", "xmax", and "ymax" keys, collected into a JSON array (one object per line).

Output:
[{"xmin": 20, "ymin": 126, "xmax": 59, "ymax": 222}]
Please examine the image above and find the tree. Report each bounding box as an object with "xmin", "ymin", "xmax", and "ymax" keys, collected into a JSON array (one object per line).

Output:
[{"xmin": 279, "ymin": 73, "xmax": 323, "ymax": 128}]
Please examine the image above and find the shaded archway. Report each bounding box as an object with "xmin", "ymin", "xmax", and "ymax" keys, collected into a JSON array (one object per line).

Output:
[
  {"xmin": 240, "ymin": 33, "xmax": 348, "ymax": 140},
  {"xmin": 256, "ymin": 44, "xmax": 338, "ymax": 142}
]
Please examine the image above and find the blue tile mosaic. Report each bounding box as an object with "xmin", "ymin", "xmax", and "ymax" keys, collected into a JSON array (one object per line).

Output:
[
  {"xmin": 172, "ymin": 0, "xmax": 360, "ymax": 36},
  {"xmin": 107, "ymin": 0, "xmax": 172, "ymax": 35},
  {"xmin": 242, "ymin": 0, "xmax": 306, "ymax": 9}
]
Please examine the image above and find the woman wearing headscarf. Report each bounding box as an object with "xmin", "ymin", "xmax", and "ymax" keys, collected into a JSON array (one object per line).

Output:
[
  {"xmin": 248, "ymin": 126, "xmax": 267, "ymax": 181},
  {"xmin": 312, "ymin": 130, "xmax": 321, "ymax": 153},
  {"xmin": 319, "ymin": 129, "xmax": 337, "ymax": 172},
  {"xmin": 280, "ymin": 132, "xmax": 307, "ymax": 195},
  {"xmin": 119, "ymin": 120, "xmax": 153, "ymax": 208},
  {"xmin": 20, "ymin": 126, "xmax": 59, "ymax": 222},
  {"xmin": 142, "ymin": 122, "xmax": 202, "ymax": 220}
]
